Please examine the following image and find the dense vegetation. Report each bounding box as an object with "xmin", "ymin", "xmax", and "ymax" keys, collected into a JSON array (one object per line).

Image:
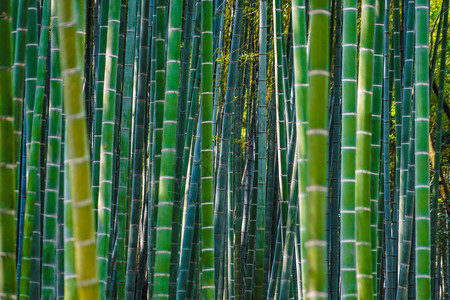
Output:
[{"xmin": 0, "ymin": 0, "xmax": 449, "ymax": 299}]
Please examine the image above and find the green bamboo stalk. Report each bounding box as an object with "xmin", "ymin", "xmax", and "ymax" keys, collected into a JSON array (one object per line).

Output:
[
  {"xmin": 186, "ymin": 204, "xmax": 201, "ymax": 300},
  {"xmin": 396, "ymin": 103, "xmax": 416, "ymax": 300},
  {"xmin": 370, "ymin": 0, "xmax": 384, "ymax": 296},
  {"xmin": 223, "ymin": 240, "xmax": 228, "ymax": 299},
  {"xmin": 115, "ymin": 0, "xmax": 138, "ymax": 297},
  {"xmin": 0, "ymin": 0, "xmax": 16, "ymax": 297},
  {"xmin": 147, "ymin": 5, "xmax": 158, "ymax": 294},
  {"xmin": 233, "ymin": 50, "xmax": 246, "ymax": 300},
  {"xmin": 267, "ymin": 218, "xmax": 282, "ymax": 299},
  {"xmin": 12, "ymin": 0, "xmax": 28, "ymax": 198},
  {"xmin": 408, "ymin": 223, "xmax": 416, "ymax": 299},
  {"xmin": 279, "ymin": 155, "xmax": 299, "ymax": 300},
  {"xmin": 134, "ymin": 204, "xmax": 148, "ymax": 300},
  {"xmin": 211, "ymin": 0, "xmax": 225, "ymax": 140},
  {"xmin": 140, "ymin": 8, "xmax": 151, "ymax": 300},
  {"xmin": 11, "ymin": 0, "xmax": 17, "ymax": 50},
  {"xmin": 329, "ymin": 0, "xmax": 342, "ymax": 296},
  {"xmin": 212, "ymin": 0, "xmax": 224, "ymax": 60},
  {"xmin": 41, "ymin": 1, "xmax": 63, "ymax": 297},
  {"xmin": 96, "ymin": 0, "xmax": 121, "ymax": 296},
  {"xmin": 91, "ymin": 0, "xmax": 109, "ymax": 220},
  {"xmin": 244, "ymin": 136, "xmax": 258, "ymax": 300},
  {"xmin": 227, "ymin": 119, "xmax": 235, "ymax": 300},
  {"xmin": 414, "ymin": 1, "xmax": 431, "ymax": 298},
  {"xmin": 125, "ymin": 0, "xmax": 150, "ymax": 296},
  {"xmin": 291, "ymin": 0, "xmax": 309, "ymax": 297},
  {"xmin": 56, "ymin": 0, "xmax": 99, "ymax": 297},
  {"xmin": 355, "ymin": 0, "xmax": 376, "ymax": 298},
  {"xmin": 280, "ymin": 30, "xmax": 293, "ymax": 150},
  {"xmin": 241, "ymin": 89, "xmax": 257, "ymax": 292},
  {"xmin": 56, "ymin": 118, "xmax": 65, "ymax": 300},
  {"xmin": 109, "ymin": 1, "xmax": 127, "ymax": 235},
  {"xmin": 255, "ymin": 0, "xmax": 267, "ymax": 295},
  {"xmin": 305, "ymin": 1, "xmax": 330, "ymax": 298},
  {"xmin": 240, "ymin": 64, "xmax": 256, "ymax": 265},
  {"xmin": 397, "ymin": 0, "xmax": 415, "ymax": 255},
  {"xmin": 375, "ymin": 155, "xmax": 384, "ymax": 298},
  {"xmin": 177, "ymin": 121, "xmax": 201, "ymax": 300},
  {"xmin": 339, "ymin": 0, "xmax": 358, "ymax": 297},
  {"xmin": 397, "ymin": 1, "xmax": 416, "ymax": 294},
  {"xmin": 263, "ymin": 92, "xmax": 277, "ymax": 300},
  {"xmin": 242, "ymin": 39, "xmax": 259, "ymax": 298},
  {"xmin": 144, "ymin": 5, "xmax": 155, "ymax": 292},
  {"xmin": 152, "ymin": 0, "xmax": 183, "ymax": 294},
  {"xmin": 181, "ymin": 2, "xmax": 201, "ymax": 193},
  {"xmin": 273, "ymin": 0, "xmax": 289, "ymax": 236},
  {"xmin": 200, "ymin": 0, "xmax": 215, "ymax": 293},
  {"xmin": 13, "ymin": 18, "xmax": 26, "ymax": 296},
  {"xmin": 181, "ymin": 42, "xmax": 201, "ymax": 208},
  {"xmin": 294, "ymin": 212, "xmax": 303, "ymax": 298},
  {"xmin": 83, "ymin": 0, "xmax": 94, "ymax": 135}
]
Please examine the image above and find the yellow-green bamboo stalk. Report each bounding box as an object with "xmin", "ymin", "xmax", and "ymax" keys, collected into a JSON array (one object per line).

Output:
[
  {"xmin": 305, "ymin": 1, "xmax": 330, "ymax": 299},
  {"xmin": 56, "ymin": 0, "xmax": 99, "ymax": 298}
]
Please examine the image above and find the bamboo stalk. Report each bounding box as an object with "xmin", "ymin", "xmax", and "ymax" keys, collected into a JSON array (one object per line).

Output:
[
  {"xmin": 305, "ymin": 1, "xmax": 330, "ymax": 298},
  {"xmin": 199, "ymin": 0, "xmax": 215, "ymax": 294},
  {"xmin": 355, "ymin": 0, "xmax": 376, "ymax": 298},
  {"xmin": 0, "ymin": 0, "xmax": 16, "ymax": 297},
  {"xmin": 414, "ymin": 1, "xmax": 431, "ymax": 298},
  {"xmin": 56, "ymin": 0, "xmax": 99, "ymax": 297},
  {"xmin": 42, "ymin": 1, "xmax": 63, "ymax": 297}
]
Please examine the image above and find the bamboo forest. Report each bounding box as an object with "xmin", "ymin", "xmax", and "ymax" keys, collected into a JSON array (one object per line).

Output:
[{"xmin": 1, "ymin": 0, "xmax": 450, "ymax": 299}]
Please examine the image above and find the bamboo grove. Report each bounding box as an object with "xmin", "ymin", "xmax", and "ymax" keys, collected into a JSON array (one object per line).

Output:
[{"xmin": 0, "ymin": 0, "xmax": 449, "ymax": 299}]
